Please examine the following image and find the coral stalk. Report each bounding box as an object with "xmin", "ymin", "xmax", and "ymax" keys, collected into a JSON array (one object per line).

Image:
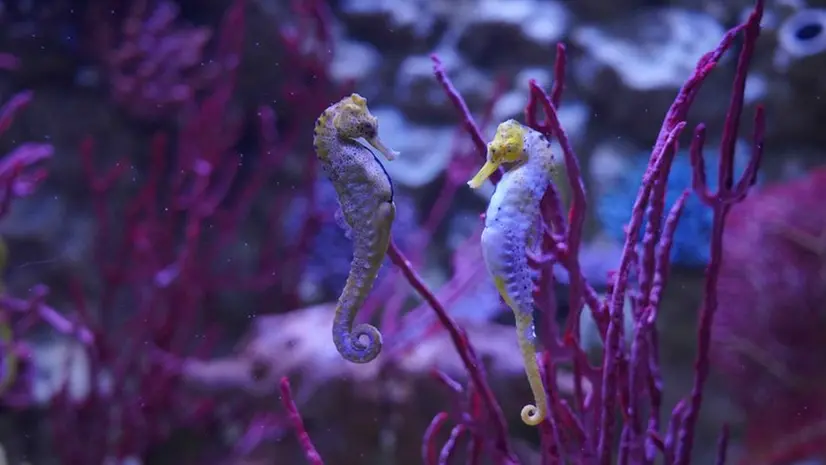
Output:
[
  {"xmin": 676, "ymin": 2, "xmax": 765, "ymax": 462},
  {"xmin": 386, "ymin": 241, "xmax": 517, "ymax": 463},
  {"xmin": 598, "ymin": 122, "xmax": 686, "ymax": 465},
  {"xmin": 279, "ymin": 377, "xmax": 324, "ymax": 465}
]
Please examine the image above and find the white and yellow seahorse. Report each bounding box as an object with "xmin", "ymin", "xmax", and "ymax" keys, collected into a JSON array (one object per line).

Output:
[{"xmin": 467, "ymin": 119, "xmax": 556, "ymax": 426}]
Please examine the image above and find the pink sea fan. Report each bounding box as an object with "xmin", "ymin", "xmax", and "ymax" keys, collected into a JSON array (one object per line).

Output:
[
  {"xmin": 711, "ymin": 166, "xmax": 826, "ymax": 465},
  {"xmin": 101, "ymin": 0, "xmax": 225, "ymax": 122}
]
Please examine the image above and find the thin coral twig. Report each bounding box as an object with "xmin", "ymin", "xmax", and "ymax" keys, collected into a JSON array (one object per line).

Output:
[
  {"xmin": 439, "ymin": 425, "xmax": 468, "ymax": 465},
  {"xmin": 526, "ymin": 71, "xmax": 596, "ymax": 428},
  {"xmin": 643, "ymin": 190, "xmax": 689, "ymax": 464},
  {"xmin": 279, "ymin": 377, "xmax": 325, "ymax": 465},
  {"xmin": 423, "ymin": 412, "xmax": 450, "ymax": 465},
  {"xmin": 598, "ymin": 122, "xmax": 686, "ymax": 465},
  {"xmin": 715, "ymin": 424, "xmax": 730, "ymax": 465},
  {"xmin": 386, "ymin": 241, "xmax": 516, "ymax": 463},
  {"xmin": 430, "ymin": 56, "xmax": 489, "ymax": 159},
  {"xmin": 527, "ymin": 77, "xmax": 589, "ymax": 343},
  {"xmin": 676, "ymin": 1, "xmax": 765, "ymax": 461}
]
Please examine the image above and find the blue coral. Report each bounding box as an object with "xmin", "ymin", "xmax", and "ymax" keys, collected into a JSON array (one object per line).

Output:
[{"xmin": 595, "ymin": 145, "xmax": 759, "ymax": 268}]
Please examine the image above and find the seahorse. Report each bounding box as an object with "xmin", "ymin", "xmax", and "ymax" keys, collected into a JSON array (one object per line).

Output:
[
  {"xmin": 313, "ymin": 93, "xmax": 399, "ymax": 364},
  {"xmin": 467, "ymin": 119, "xmax": 554, "ymax": 426}
]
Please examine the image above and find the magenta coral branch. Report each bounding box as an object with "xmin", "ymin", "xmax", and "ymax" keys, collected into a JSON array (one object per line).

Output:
[
  {"xmin": 439, "ymin": 425, "xmax": 467, "ymax": 465},
  {"xmin": 0, "ymin": 92, "xmax": 53, "ymax": 217},
  {"xmin": 641, "ymin": 190, "xmax": 689, "ymax": 464},
  {"xmin": 676, "ymin": 2, "xmax": 765, "ymax": 463},
  {"xmin": 715, "ymin": 425, "xmax": 730, "ymax": 465},
  {"xmin": 386, "ymin": 241, "xmax": 517, "ymax": 463},
  {"xmin": 0, "ymin": 287, "xmax": 94, "ymax": 345},
  {"xmin": 598, "ymin": 122, "xmax": 686, "ymax": 465},
  {"xmin": 0, "ymin": 142, "xmax": 52, "ymax": 217},
  {"xmin": 664, "ymin": 400, "xmax": 686, "ymax": 463},
  {"xmin": 595, "ymin": 1, "xmax": 767, "ymax": 461},
  {"xmin": 0, "ymin": 91, "xmax": 32, "ymax": 133},
  {"xmin": 279, "ymin": 377, "xmax": 325, "ymax": 465},
  {"xmin": 625, "ymin": 191, "xmax": 689, "ymax": 464},
  {"xmin": 423, "ymin": 412, "xmax": 450, "ymax": 465},
  {"xmin": 538, "ymin": 353, "xmax": 564, "ymax": 461},
  {"xmin": 526, "ymin": 49, "xmax": 613, "ymax": 375},
  {"xmin": 526, "ymin": 78, "xmax": 590, "ymax": 340},
  {"xmin": 430, "ymin": 56, "xmax": 488, "ymax": 155}
]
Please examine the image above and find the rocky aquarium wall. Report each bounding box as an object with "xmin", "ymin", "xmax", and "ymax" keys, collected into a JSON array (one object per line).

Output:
[{"xmin": 0, "ymin": 0, "xmax": 823, "ymax": 464}]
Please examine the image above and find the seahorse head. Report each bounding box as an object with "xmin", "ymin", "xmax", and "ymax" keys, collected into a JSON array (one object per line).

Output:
[
  {"xmin": 332, "ymin": 93, "xmax": 399, "ymax": 161},
  {"xmin": 467, "ymin": 119, "xmax": 527, "ymax": 188}
]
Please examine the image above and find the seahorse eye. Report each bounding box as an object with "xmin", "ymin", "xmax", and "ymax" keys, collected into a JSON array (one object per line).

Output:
[{"xmin": 359, "ymin": 121, "xmax": 377, "ymax": 138}]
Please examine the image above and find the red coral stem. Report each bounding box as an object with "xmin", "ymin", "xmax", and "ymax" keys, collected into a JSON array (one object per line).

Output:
[
  {"xmin": 439, "ymin": 425, "xmax": 468, "ymax": 465},
  {"xmin": 715, "ymin": 424, "xmax": 730, "ymax": 465},
  {"xmin": 279, "ymin": 377, "xmax": 324, "ymax": 465},
  {"xmin": 598, "ymin": 122, "xmax": 686, "ymax": 465},
  {"xmin": 387, "ymin": 241, "xmax": 516, "ymax": 463},
  {"xmin": 676, "ymin": 2, "xmax": 764, "ymax": 464},
  {"xmin": 423, "ymin": 412, "xmax": 450, "ymax": 465}
]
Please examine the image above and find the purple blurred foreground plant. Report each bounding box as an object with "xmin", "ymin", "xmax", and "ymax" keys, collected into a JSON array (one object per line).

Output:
[
  {"xmin": 0, "ymin": 93, "xmax": 52, "ymax": 217},
  {"xmin": 0, "ymin": 0, "xmax": 346, "ymax": 462},
  {"xmin": 279, "ymin": 1, "xmax": 766, "ymax": 464},
  {"xmin": 0, "ymin": 67, "xmax": 54, "ymax": 399}
]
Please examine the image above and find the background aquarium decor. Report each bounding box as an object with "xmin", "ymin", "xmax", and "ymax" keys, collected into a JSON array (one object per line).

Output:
[{"xmin": 0, "ymin": 0, "xmax": 823, "ymax": 464}]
